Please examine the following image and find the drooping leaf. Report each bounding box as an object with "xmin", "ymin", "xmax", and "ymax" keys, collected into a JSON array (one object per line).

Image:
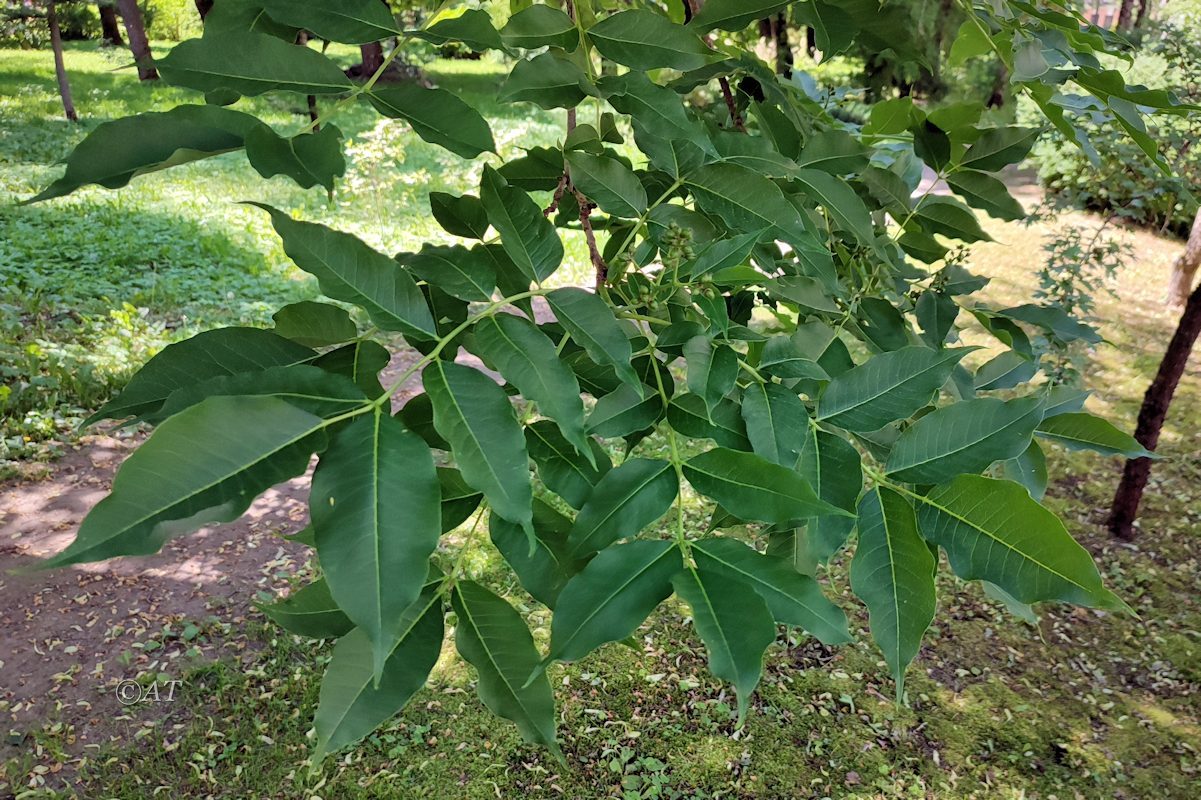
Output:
[
  {"xmin": 686, "ymin": 163, "xmax": 814, "ymax": 249},
  {"xmin": 587, "ymin": 383, "xmax": 663, "ymax": 438},
  {"xmin": 399, "ymin": 243, "xmax": 496, "ymax": 303},
  {"xmin": 480, "ymin": 166, "xmax": 564, "ymax": 283},
  {"xmin": 946, "ymin": 170, "xmax": 1026, "ymax": 221},
  {"xmin": 672, "ymin": 565, "xmax": 776, "ymax": 723},
  {"xmin": 490, "ymin": 501, "xmax": 585, "ymax": 609},
  {"xmin": 500, "ymin": 5, "xmax": 579, "ymax": 50},
  {"xmin": 27, "ymin": 104, "xmax": 258, "ymax": 203},
  {"xmin": 689, "ymin": 0, "xmax": 791, "ymax": 32},
  {"xmin": 817, "ymin": 347, "xmax": 972, "ymax": 432},
  {"xmin": 791, "ymin": 168, "xmax": 876, "ymax": 244},
  {"xmin": 313, "ymin": 584, "xmax": 443, "ymax": 759},
  {"xmin": 253, "ymin": 205, "xmax": 435, "ymax": 341},
  {"xmin": 425, "ymin": 360, "xmax": 532, "ymax": 539},
  {"xmin": 430, "ymin": 192, "xmax": 491, "ymax": 240},
  {"xmin": 740, "ymin": 382, "xmax": 810, "ymax": 467},
  {"xmin": 1003, "ymin": 440, "xmax": 1049, "ymax": 500},
  {"xmin": 451, "ymin": 581, "xmax": 559, "ymax": 753},
  {"xmin": 1035, "ymin": 412, "xmax": 1153, "ymax": 458},
  {"xmin": 368, "ymin": 85, "xmax": 496, "ymax": 159},
  {"xmin": 314, "ymin": 340, "xmax": 391, "ymax": 399},
  {"xmin": 312, "ymin": 410, "xmax": 440, "ymax": 678},
  {"xmin": 258, "ymin": 0, "xmax": 400, "ymax": 44},
  {"xmin": 548, "ymin": 540, "xmax": 680, "ymax": 662},
  {"xmin": 793, "ymin": 428, "xmax": 863, "ymax": 569},
  {"xmin": 46, "ymin": 397, "xmax": 329, "ymax": 568},
  {"xmin": 974, "ymin": 351, "xmax": 1037, "ymax": 391},
  {"xmin": 564, "ymin": 151, "xmax": 647, "ymax": 218},
  {"xmin": 958, "ymin": 126, "xmax": 1040, "ymax": 172},
  {"xmin": 850, "ymin": 487, "xmax": 936, "ymax": 700},
  {"xmin": 691, "ymin": 538, "xmax": 849, "ymax": 644},
  {"xmin": 157, "ymin": 32, "xmax": 352, "ymax": 95},
  {"xmin": 684, "ymin": 336, "xmax": 738, "ymax": 422},
  {"xmin": 795, "ymin": 129, "xmax": 871, "ymax": 175},
  {"xmin": 438, "ymin": 466, "xmax": 482, "ymax": 532},
  {"xmin": 566, "ymin": 458, "xmax": 678, "ymax": 557},
  {"xmin": 84, "ymin": 327, "xmax": 314, "ymax": 426},
  {"xmin": 258, "ymin": 578, "xmax": 353, "ymax": 639},
  {"xmin": 682, "ymin": 448, "xmax": 848, "ymax": 524},
  {"xmin": 416, "ymin": 9, "xmax": 505, "ymax": 52},
  {"xmin": 914, "ymin": 476, "xmax": 1126, "ymax": 610},
  {"xmin": 153, "ymin": 364, "xmax": 367, "ymax": 423},
  {"xmin": 667, "ymin": 394, "xmax": 751, "ymax": 450},
  {"xmin": 588, "ymin": 10, "xmax": 713, "ymax": 71},
  {"xmin": 271, "ymin": 302, "xmax": 357, "ymax": 347},
  {"xmin": 885, "ymin": 396, "xmax": 1044, "ymax": 484},
  {"xmin": 912, "ymin": 196, "xmax": 992, "ymax": 243},
  {"xmin": 499, "ymin": 51, "xmax": 594, "ymax": 109},
  {"xmin": 545, "ymin": 288, "xmax": 639, "ymax": 386},
  {"xmin": 525, "ymin": 420, "xmax": 611, "ymax": 509}
]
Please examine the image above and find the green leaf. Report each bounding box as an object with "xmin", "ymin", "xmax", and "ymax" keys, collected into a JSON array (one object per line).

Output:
[
  {"xmin": 438, "ymin": 466, "xmax": 482, "ymax": 532},
  {"xmin": 915, "ymin": 291, "xmax": 958, "ymax": 348},
  {"xmin": 885, "ymin": 396, "xmax": 1045, "ymax": 484},
  {"xmin": 252, "ymin": 127, "xmax": 349, "ymax": 191},
  {"xmin": 451, "ymin": 581, "xmax": 559, "ymax": 752},
  {"xmin": 258, "ymin": 0, "xmax": 400, "ymax": 44},
  {"xmin": 793, "ymin": 429, "xmax": 862, "ymax": 569},
  {"xmin": 480, "ymin": 166, "xmax": 564, "ymax": 283},
  {"xmin": 958, "ymin": 126, "xmax": 1040, "ymax": 172},
  {"xmin": 430, "ymin": 192, "xmax": 490, "ymax": 240},
  {"xmin": 974, "ymin": 351, "xmax": 1037, "ymax": 391},
  {"xmin": 667, "ymin": 394, "xmax": 751, "ymax": 450},
  {"xmin": 817, "ymin": 347, "xmax": 973, "ymax": 432},
  {"xmin": 686, "ymin": 163, "xmax": 815, "ymax": 249},
  {"xmin": 672, "ymin": 565, "xmax": 775, "ymax": 723},
  {"xmin": 258, "ymin": 578, "xmax": 353, "ymax": 639},
  {"xmin": 587, "ymin": 383, "xmax": 663, "ymax": 438},
  {"xmin": 548, "ymin": 540, "xmax": 680, "ymax": 663},
  {"xmin": 691, "ymin": 538, "xmax": 849, "ymax": 644},
  {"xmin": 252, "ymin": 205, "xmax": 435, "ymax": 341},
  {"xmin": 424, "ymin": 360, "xmax": 533, "ymax": 538},
  {"xmin": 791, "ymin": 169, "xmax": 876, "ymax": 245},
  {"xmin": 850, "ymin": 487, "xmax": 936, "ymax": 700},
  {"xmin": 998, "ymin": 304, "xmax": 1102, "ymax": 344},
  {"xmin": 945, "ymin": 170, "xmax": 1026, "ymax": 222},
  {"xmin": 589, "ymin": 10, "xmax": 713, "ymax": 71},
  {"xmin": 683, "ymin": 448, "xmax": 848, "ymax": 524},
  {"xmin": 153, "ymin": 364, "xmax": 367, "ymax": 423},
  {"xmin": 740, "ymin": 382, "xmax": 810, "ymax": 467},
  {"xmin": 764, "ymin": 276, "xmax": 841, "ymax": 313},
  {"xmin": 416, "ymin": 9, "xmax": 505, "ymax": 52},
  {"xmin": 525, "ymin": 420, "xmax": 611, "ymax": 509},
  {"xmin": 863, "ymin": 97, "xmax": 919, "ymax": 135},
  {"xmin": 601, "ymin": 72, "xmax": 716, "ymax": 177},
  {"xmin": 796, "ymin": 130, "xmax": 870, "ymax": 175},
  {"xmin": 499, "ymin": 51, "xmax": 594, "ymax": 109},
  {"xmin": 46, "ymin": 397, "xmax": 328, "ymax": 568},
  {"xmin": 158, "ymin": 32, "xmax": 352, "ymax": 95},
  {"xmin": 1004, "ymin": 440, "xmax": 1049, "ymax": 500},
  {"xmin": 689, "ymin": 0, "xmax": 791, "ymax": 32},
  {"xmin": 84, "ymin": 327, "xmax": 314, "ymax": 426},
  {"xmin": 684, "ymin": 336, "xmax": 738, "ymax": 422},
  {"xmin": 564, "ymin": 151, "xmax": 647, "ymax": 218},
  {"xmin": 948, "ymin": 19, "xmax": 992, "ymax": 66},
  {"xmin": 314, "ymin": 340, "xmax": 390, "ymax": 399},
  {"xmin": 912, "ymin": 196, "xmax": 992, "ymax": 243},
  {"xmin": 312, "ymin": 411, "xmax": 440, "ymax": 678},
  {"xmin": 271, "ymin": 302, "xmax": 357, "ymax": 347},
  {"xmin": 399, "ymin": 243, "xmax": 496, "ymax": 303},
  {"xmin": 566, "ymin": 458, "xmax": 678, "ymax": 557},
  {"xmin": 27, "ymin": 104, "xmax": 258, "ymax": 203},
  {"xmin": 1035, "ymin": 412, "xmax": 1153, "ymax": 458},
  {"xmin": 914, "ymin": 476, "xmax": 1126, "ymax": 610},
  {"xmin": 469, "ymin": 313, "xmax": 588, "ymax": 453},
  {"xmin": 313, "ymin": 584, "xmax": 443, "ymax": 759},
  {"xmin": 500, "ymin": 5, "xmax": 579, "ymax": 50},
  {"xmin": 758, "ymin": 336, "xmax": 831, "ymax": 380},
  {"xmin": 546, "ymin": 288, "xmax": 639, "ymax": 386},
  {"xmin": 490, "ymin": 501, "xmax": 585, "ymax": 609},
  {"xmin": 367, "ymin": 85, "xmax": 495, "ymax": 159}
]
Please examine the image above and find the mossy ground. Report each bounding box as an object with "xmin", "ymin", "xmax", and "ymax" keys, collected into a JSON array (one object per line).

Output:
[{"xmin": 1, "ymin": 43, "xmax": 1199, "ymax": 800}]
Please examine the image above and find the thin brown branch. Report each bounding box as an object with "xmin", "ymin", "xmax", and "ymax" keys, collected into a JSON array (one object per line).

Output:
[
  {"xmin": 573, "ymin": 188, "xmax": 607, "ymax": 288},
  {"xmin": 544, "ymin": 172, "xmax": 569, "ymax": 218},
  {"xmin": 718, "ymin": 76, "xmax": 745, "ymax": 132}
]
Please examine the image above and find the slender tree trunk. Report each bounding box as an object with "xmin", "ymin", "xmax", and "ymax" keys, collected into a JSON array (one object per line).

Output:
[
  {"xmin": 1108, "ymin": 278, "xmax": 1201, "ymax": 539},
  {"xmin": 1168, "ymin": 208, "xmax": 1201, "ymax": 307},
  {"xmin": 805, "ymin": 25, "xmax": 816, "ymax": 58},
  {"xmin": 359, "ymin": 43, "xmax": 384, "ymax": 75},
  {"xmin": 194, "ymin": 0, "xmax": 213, "ymax": 21},
  {"xmin": 1134, "ymin": 0, "xmax": 1151, "ymax": 28},
  {"xmin": 47, "ymin": 0, "xmax": 78, "ymax": 121},
  {"xmin": 772, "ymin": 12, "xmax": 792, "ymax": 77},
  {"xmin": 1117, "ymin": 0, "xmax": 1135, "ymax": 29},
  {"xmin": 98, "ymin": 1, "xmax": 124, "ymax": 45},
  {"xmin": 116, "ymin": 0, "xmax": 158, "ymax": 81}
]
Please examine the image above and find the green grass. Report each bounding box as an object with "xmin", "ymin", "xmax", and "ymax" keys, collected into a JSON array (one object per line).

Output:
[{"xmin": 2, "ymin": 40, "xmax": 1201, "ymax": 800}]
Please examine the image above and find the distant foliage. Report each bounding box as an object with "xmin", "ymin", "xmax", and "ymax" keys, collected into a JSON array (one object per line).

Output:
[{"xmin": 25, "ymin": 0, "xmax": 1186, "ymax": 766}]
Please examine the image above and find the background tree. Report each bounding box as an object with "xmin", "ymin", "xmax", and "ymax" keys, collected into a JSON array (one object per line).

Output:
[
  {"xmin": 115, "ymin": 0, "xmax": 155, "ymax": 80},
  {"xmin": 46, "ymin": 0, "xmax": 75, "ymax": 120},
  {"xmin": 96, "ymin": 0, "xmax": 120, "ymax": 44}
]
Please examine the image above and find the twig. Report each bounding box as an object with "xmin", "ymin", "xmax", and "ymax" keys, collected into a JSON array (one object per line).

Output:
[
  {"xmin": 573, "ymin": 188, "xmax": 608, "ymax": 288},
  {"xmin": 719, "ymin": 77, "xmax": 746, "ymax": 132},
  {"xmin": 544, "ymin": 172, "xmax": 569, "ymax": 218}
]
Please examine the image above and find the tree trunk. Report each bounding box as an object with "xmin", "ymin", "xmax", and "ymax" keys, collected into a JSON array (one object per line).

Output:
[
  {"xmin": 1117, "ymin": 0, "xmax": 1135, "ymax": 29},
  {"xmin": 805, "ymin": 25, "xmax": 816, "ymax": 58},
  {"xmin": 116, "ymin": 0, "xmax": 158, "ymax": 81},
  {"xmin": 359, "ymin": 42, "xmax": 384, "ymax": 75},
  {"xmin": 98, "ymin": 1, "xmax": 123, "ymax": 45},
  {"xmin": 1168, "ymin": 208, "xmax": 1201, "ymax": 307},
  {"xmin": 1134, "ymin": 0, "xmax": 1151, "ymax": 28},
  {"xmin": 194, "ymin": 0, "xmax": 213, "ymax": 21},
  {"xmin": 1108, "ymin": 277, "xmax": 1201, "ymax": 539},
  {"xmin": 47, "ymin": 0, "xmax": 78, "ymax": 122}
]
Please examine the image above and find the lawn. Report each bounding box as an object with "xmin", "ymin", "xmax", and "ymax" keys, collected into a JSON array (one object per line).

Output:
[{"xmin": 1, "ymin": 42, "xmax": 1200, "ymax": 800}]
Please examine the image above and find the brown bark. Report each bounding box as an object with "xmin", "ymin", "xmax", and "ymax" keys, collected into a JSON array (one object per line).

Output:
[
  {"xmin": 1117, "ymin": 0, "xmax": 1135, "ymax": 29},
  {"xmin": 1134, "ymin": 0, "xmax": 1151, "ymax": 28},
  {"xmin": 1168, "ymin": 208, "xmax": 1201, "ymax": 307},
  {"xmin": 98, "ymin": 2, "xmax": 123, "ymax": 45},
  {"xmin": 47, "ymin": 0, "xmax": 78, "ymax": 122},
  {"xmin": 194, "ymin": 0, "xmax": 213, "ymax": 21},
  {"xmin": 116, "ymin": 0, "xmax": 158, "ymax": 81},
  {"xmin": 359, "ymin": 43, "xmax": 384, "ymax": 75},
  {"xmin": 758, "ymin": 13, "xmax": 792, "ymax": 77},
  {"xmin": 1108, "ymin": 277, "xmax": 1201, "ymax": 539}
]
